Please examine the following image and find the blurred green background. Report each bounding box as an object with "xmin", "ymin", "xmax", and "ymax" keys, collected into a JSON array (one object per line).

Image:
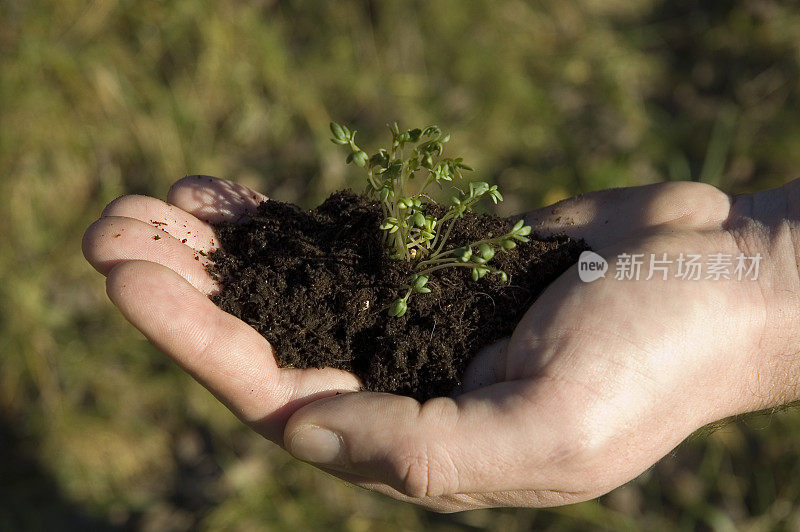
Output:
[{"xmin": 3, "ymin": 0, "xmax": 800, "ymax": 529}]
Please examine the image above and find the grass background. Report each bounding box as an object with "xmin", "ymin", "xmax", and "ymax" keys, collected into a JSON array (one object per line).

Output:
[{"xmin": 3, "ymin": 0, "xmax": 800, "ymax": 529}]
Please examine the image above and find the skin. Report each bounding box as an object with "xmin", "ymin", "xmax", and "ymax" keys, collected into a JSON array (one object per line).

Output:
[{"xmin": 83, "ymin": 175, "xmax": 800, "ymax": 512}]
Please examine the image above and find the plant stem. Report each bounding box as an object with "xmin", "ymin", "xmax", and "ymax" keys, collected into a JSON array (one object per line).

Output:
[
  {"xmin": 431, "ymin": 217, "xmax": 458, "ymax": 256},
  {"xmin": 414, "ymin": 256, "xmax": 461, "ymax": 268},
  {"xmin": 414, "ymin": 262, "xmax": 502, "ymax": 277}
]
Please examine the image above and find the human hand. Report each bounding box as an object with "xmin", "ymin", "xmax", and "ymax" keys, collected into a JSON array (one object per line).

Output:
[
  {"xmin": 83, "ymin": 175, "xmax": 800, "ymax": 511},
  {"xmin": 81, "ymin": 176, "xmax": 361, "ymax": 445}
]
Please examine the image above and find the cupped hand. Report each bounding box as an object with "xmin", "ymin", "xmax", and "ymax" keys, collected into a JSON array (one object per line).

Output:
[{"xmin": 83, "ymin": 175, "xmax": 800, "ymax": 511}]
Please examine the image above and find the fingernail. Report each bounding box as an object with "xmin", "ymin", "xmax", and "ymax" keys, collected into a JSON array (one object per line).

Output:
[{"xmin": 287, "ymin": 425, "xmax": 344, "ymax": 466}]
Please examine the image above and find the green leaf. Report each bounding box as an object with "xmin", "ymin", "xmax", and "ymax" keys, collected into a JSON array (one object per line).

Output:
[
  {"xmin": 370, "ymin": 150, "xmax": 390, "ymax": 168},
  {"xmin": 471, "ymin": 267, "xmax": 489, "ymax": 281},
  {"xmin": 456, "ymin": 246, "xmax": 472, "ymax": 262},
  {"xmin": 330, "ymin": 122, "xmax": 346, "ymax": 141},
  {"xmin": 408, "ymin": 128, "xmax": 422, "ymax": 142},
  {"xmin": 470, "ymin": 181, "xmax": 489, "ymax": 197},
  {"xmin": 389, "ymin": 298, "xmax": 407, "ymax": 317},
  {"xmin": 512, "ymin": 219, "xmax": 525, "ymax": 232},
  {"xmin": 383, "ymin": 160, "xmax": 402, "ymax": 180},
  {"xmin": 352, "ymin": 150, "xmax": 368, "ymax": 167},
  {"xmin": 422, "ymin": 125, "xmax": 441, "ymax": 137},
  {"xmin": 412, "ymin": 275, "xmax": 429, "ymax": 291},
  {"xmin": 380, "ymin": 217, "xmax": 400, "ymax": 233},
  {"xmin": 478, "ymin": 243, "xmax": 495, "ymax": 261},
  {"xmin": 501, "ymin": 239, "xmax": 516, "ymax": 250},
  {"xmin": 413, "ymin": 211, "xmax": 426, "ymax": 227},
  {"xmin": 488, "ymin": 186, "xmax": 503, "ymax": 203}
]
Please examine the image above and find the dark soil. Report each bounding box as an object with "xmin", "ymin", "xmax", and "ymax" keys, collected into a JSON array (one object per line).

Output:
[{"xmin": 207, "ymin": 191, "xmax": 588, "ymax": 401}]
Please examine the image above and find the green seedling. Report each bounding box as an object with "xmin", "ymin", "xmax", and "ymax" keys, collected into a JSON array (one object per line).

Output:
[{"xmin": 331, "ymin": 121, "xmax": 532, "ymax": 317}]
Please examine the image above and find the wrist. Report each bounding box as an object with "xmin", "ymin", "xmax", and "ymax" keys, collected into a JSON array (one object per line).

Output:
[{"xmin": 724, "ymin": 181, "xmax": 800, "ymax": 409}]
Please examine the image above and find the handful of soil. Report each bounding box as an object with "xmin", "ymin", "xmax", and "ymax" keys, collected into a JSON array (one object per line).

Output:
[{"xmin": 207, "ymin": 191, "xmax": 588, "ymax": 401}]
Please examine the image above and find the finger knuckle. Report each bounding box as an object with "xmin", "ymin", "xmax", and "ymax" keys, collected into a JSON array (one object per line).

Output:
[
  {"xmin": 392, "ymin": 398, "xmax": 461, "ymax": 498},
  {"xmin": 649, "ymin": 181, "xmax": 732, "ymax": 227},
  {"xmin": 397, "ymin": 448, "xmax": 431, "ymax": 498}
]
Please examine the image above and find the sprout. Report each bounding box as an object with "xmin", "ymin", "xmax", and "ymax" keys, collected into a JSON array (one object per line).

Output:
[{"xmin": 330, "ymin": 121, "xmax": 532, "ymax": 316}]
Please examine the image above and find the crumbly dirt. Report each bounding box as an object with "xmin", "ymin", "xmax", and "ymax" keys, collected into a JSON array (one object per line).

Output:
[{"xmin": 207, "ymin": 191, "xmax": 588, "ymax": 401}]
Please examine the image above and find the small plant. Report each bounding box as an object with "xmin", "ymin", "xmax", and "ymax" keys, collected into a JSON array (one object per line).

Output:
[{"xmin": 330, "ymin": 122, "xmax": 532, "ymax": 317}]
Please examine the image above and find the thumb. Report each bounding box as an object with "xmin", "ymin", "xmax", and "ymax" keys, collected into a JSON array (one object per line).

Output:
[{"xmin": 283, "ymin": 381, "xmax": 574, "ymax": 498}]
